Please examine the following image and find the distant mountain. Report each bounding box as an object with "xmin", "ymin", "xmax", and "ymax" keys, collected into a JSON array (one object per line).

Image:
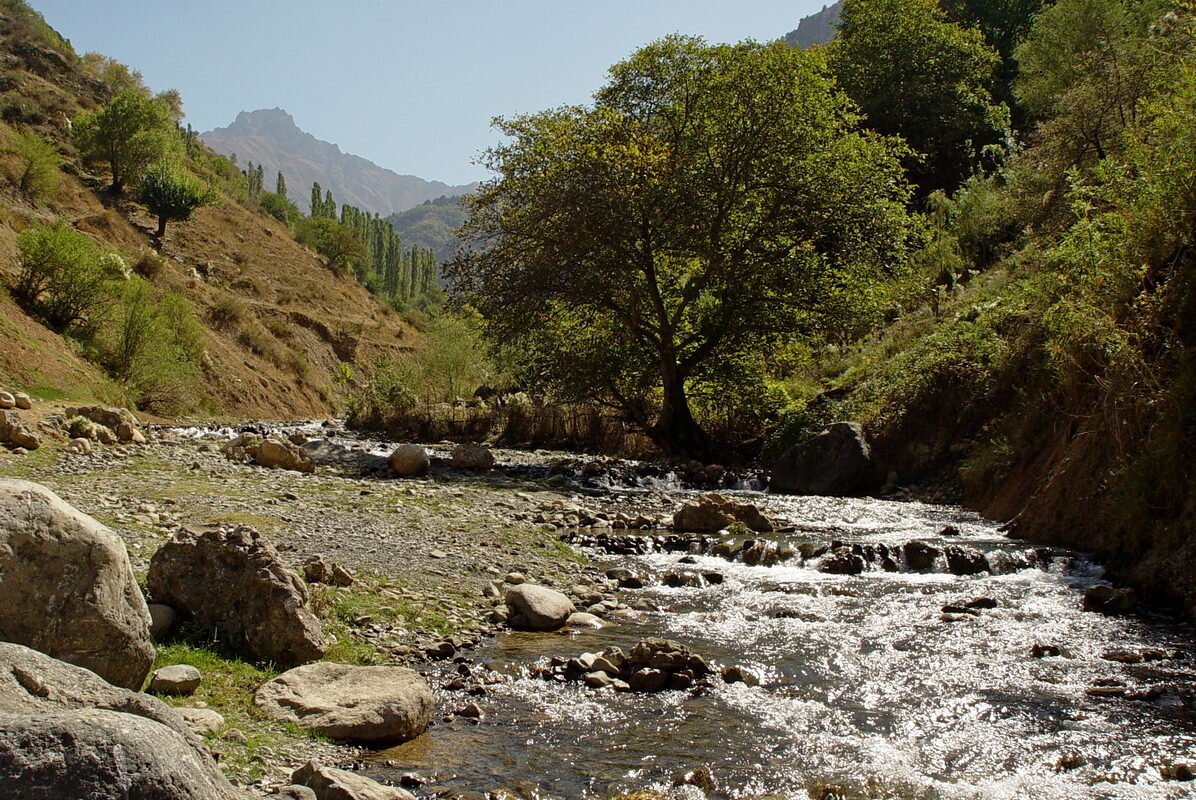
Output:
[
  {"xmin": 201, "ymin": 109, "xmax": 478, "ymax": 216},
  {"xmin": 384, "ymin": 195, "xmax": 469, "ymax": 265},
  {"xmin": 784, "ymin": 2, "xmax": 842, "ymax": 48}
]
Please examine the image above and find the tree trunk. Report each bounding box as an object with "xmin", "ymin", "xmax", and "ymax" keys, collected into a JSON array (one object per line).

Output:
[
  {"xmin": 650, "ymin": 363, "xmax": 712, "ymax": 460},
  {"xmin": 155, "ymin": 216, "xmax": 167, "ymax": 239}
]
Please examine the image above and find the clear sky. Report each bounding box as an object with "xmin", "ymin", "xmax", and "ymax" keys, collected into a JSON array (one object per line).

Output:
[{"xmin": 31, "ymin": 1, "xmax": 829, "ymax": 185}]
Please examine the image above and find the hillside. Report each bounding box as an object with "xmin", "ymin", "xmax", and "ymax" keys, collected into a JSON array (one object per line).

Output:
[
  {"xmin": 783, "ymin": 2, "xmax": 841, "ymax": 48},
  {"xmin": 201, "ymin": 109, "xmax": 477, "ymax": 217},
  {"xmin": 0, "ymin": 12, "xmax": 416, "ymax": 419},
  {"xmin": 384, "ymin": 194, "xmax": 467, "ymax": 265}
]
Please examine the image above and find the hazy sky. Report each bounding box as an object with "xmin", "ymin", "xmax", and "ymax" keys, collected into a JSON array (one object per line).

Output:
[{"xmin": 32, "ymin": 1, "xmax": 829, "ymax": 185}]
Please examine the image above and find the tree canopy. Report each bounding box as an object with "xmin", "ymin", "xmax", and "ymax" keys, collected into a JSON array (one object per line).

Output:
[
  {"xmin": 830, "ymin": 0, "xmax": 1009, "ymax": 196},
  {"xmin": 136, "ymin": 163, "xmax": 217, "ymax": 239},
  {"xmin": 448, "ymin": 36, "xmax": 913, "ymax": 456},
  {"xmin": 73, "ymin": 90, "xmax": 179, "ymax": 192}
]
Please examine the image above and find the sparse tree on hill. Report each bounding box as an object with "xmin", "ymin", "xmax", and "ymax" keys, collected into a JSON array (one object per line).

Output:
[
  {"xmin": 296, "ymin": 217, "xmax": 366, "ymax": 271},
  {"xmin": 276, "ymin": 170, "xmax": 287, "ymax": 199},
  {"xmin": 136, "ymin": 163, "xmax": 217, "ymax": 239},
  {"xmin": 73, "ymin": 89, "xmax": 179, "ymax": 193},
  {"xmin": 7, "ymin": 127, "xmax": 61, "ymax": 202}
]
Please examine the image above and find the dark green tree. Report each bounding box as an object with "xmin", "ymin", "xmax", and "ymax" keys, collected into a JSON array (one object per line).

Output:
[
  {"xmin": 276, "ymin": 169, "xmax": 287, "ymax": 199},
  {"xmin": 448, "ymin": 36, "xmax": 913, "ymax": 455},
  {"xmin": 830, "ymin": 0, "xmax": 1010, "ymax": 196},
  {"xmin": 136, "ymin": 163, "xmax": 217, "ymax": 238},
  {"xmin": 73, "ymin": 90, "xmax": 179, "ymax": 192}
]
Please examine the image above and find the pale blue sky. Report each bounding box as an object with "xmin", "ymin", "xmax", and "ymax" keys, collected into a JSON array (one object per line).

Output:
[{"xmin": 32, "ymin": 1, "xmax": 829, "ymax": 185}]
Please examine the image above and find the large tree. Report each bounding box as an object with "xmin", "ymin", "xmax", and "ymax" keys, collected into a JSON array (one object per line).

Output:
[
  {"xmin": 73, "ymin": 90, "xmax": 178, "ymax": 193},
  {"xmin": 136, "ymin": 163, "xmax": 217, "ymax": 239},
  {"xmin": 830, "ymin": 0, "xmax": 1009, "ymax": 196},
  {"xmin": 447, "ymin": 36, "xmax": 913, "ymax": 456}
]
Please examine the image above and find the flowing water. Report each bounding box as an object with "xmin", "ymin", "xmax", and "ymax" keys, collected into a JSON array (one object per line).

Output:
[
  {"xmin": 371, "ymin": 493, "xmax": 1196, "ymax": 800},
  {"xmin": 167, "ymin": 423, "xmax": 1195, "ymax": 798}
]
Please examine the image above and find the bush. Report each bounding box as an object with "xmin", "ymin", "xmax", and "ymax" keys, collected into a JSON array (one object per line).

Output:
[
  {"xmin": 210, "ymin": 293, "xmax": 248, "ymax": 329},
  {"xmin": 6, "ymin": 127, "xmax": 60, "ymax": 202},
  {"xmin": 98, "ymin": 279, "xmax": 205, "ymax": 414},
  {"xmin": 257, "ymin": 191, "xmax": 298, "ymax": 224},
  {"xmin": 136, "ymin": 162, "xmax": 217, "ymax": 238},
  {"xmin": 12, "ymin": 220, "xmax": 120, "ymax": 332}
]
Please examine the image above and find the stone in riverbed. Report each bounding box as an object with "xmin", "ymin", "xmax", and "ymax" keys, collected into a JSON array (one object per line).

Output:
[
  {"xmin": 255, "ymin": 437, "xmax": 315, "ymax": 473},
  {"xmin": 903, "ymin": 540, "xmax": 941, "ymax": 570},
  {"xmin": 255, "ymin": 662, "xmax": 434, "ymax": 743},
  {"xmin": 450, "ymin": 442, "xmax": 495, "ymax": 471},
  {"xmin": 818, "ymin": 547, "xmax": 865, "ymax": 575},
  {"xmin": 147, "ymin": 524, "xmax": 327, "ymax": 667},
  {"xmin": 0, "ymin": 410, "xmax": 40, "ymax": 450},
  {"xmin": 770, "ymin": 421, "xmax": 879, "ymax": 496},
  {"xmin": 505, "ymin": 583, "xmax": 575, "ymax": 631},
  {"xmin": 1083, "ymin": 583, "xmax": 1137, "ymax": 615},
  {"xmin": 944, "ymin": 545, "xmax": 989, "ymax": 576},
  {"xmin": 291, "ymin": 760, "xmax": 416, "ymax": 800},
  {"xmin": 389, "ymin": 444, "xmax": 430, "ymax": 477},
  {"xmin": 0, "ymin": 479, "xmax": 153, "ymax": 689},
  {"xmin": 177, "ymin": 707, "xmax": 225, "ymax": 735},
  {"xmin": 0, "ymin": 642, "xmax": 241, "ymax": 799},
  {"xmin": 151, "ymin": 664, "xmax": 202, "ymax": 695},
  {"xmin": 12, "ymin": 392, "xmax": 32, "ymax": 410}
]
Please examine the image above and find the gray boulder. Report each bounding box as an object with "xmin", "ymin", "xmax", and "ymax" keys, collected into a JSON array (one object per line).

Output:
[
  {"xmin": 151, "ymin": 664, "xmax": 202, "ymax": 695},
  {"xmin": 255, "ymin": 662, "xmax": 434, "ymax": 743},
  {"xmin": 450, "ymin": 442, "xmax": 495, "ymax": 471},
  {"xmin": 672, "ymin": 493, "xmax": 773, "ymax": 533},
  {"xmin": 388, "ymin": 444, "xmax": 430, "ymax": 476},
  {"xmin": 291, "ymin": 760, "xmax": 417, "ymax": 800},
  {"xmin": 0, "ymin": 642, "xmax": 242, "ymax": 799},
  {"xmin": 255, "ymin": 438, "xmax": 316, "ymax": 473},
  {"xmin": 0, "ymin": 410, "xmax": 40, "ymax": 450},
  {"xmin": 505, "ymin": 583, "xmax": 575, "ymax": 631},
  {"xmin": 0, "ymin": 479, "xmax": 153, "ymax": 689},
  {"xmin": 770, "ymin": 421, "xmax": 879, "ymax": 496},
  {"xmin": 147, "ymin": 525, "xmax": 327, "ymax": 667}
]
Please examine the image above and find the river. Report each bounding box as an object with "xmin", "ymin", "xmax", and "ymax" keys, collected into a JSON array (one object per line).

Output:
[{"xmin": 370, "ymin": 491, "xmax": 1196, "ymax": 800}]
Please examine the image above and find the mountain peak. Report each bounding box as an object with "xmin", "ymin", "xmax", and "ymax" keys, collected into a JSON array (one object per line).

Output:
[{"xmin": 201, "ymin": 111, "xmax": 475, "ymax": 216}]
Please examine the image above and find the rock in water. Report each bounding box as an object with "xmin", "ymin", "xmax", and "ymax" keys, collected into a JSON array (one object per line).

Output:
[
  {"xmin": 0, "ymin": 642, "xmax": 242, "ymax": 799},
  {"xmin": 505, "ymin": 584, "xmax": 575, "ymax": 630},
  {"xmin": 944, "ymin": 545, "xmax": 990, "ymax": 576},
  {"xmin": 147, "ymin": 525, "xmax": 327, "ymax": 667},
  {"xmin": 255, "ymin": 663, "xmax": 434, "ymax": 743},
  {"xmin": 672, "ymin": 493, "xmax": 774, "ymax": 533},
  {"xmin": 0, "ymin": 479, "xmax": 153, "ymax": 689},
  {"xmin": 450, "ymin": 442, "xmax": 495, "ymax": 471},
  {"xmin": 770, "ymin": 421, "xmax": 879, "ymax": 496},
  {"xmin": 389, "ymin": 444, "xmax": 430, "ymax": 476},
  {"xmin": 291, "ymin": 760, "xmax": 417, "ymax": 800}
]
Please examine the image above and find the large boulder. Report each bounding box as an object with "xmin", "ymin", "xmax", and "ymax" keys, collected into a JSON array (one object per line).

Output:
[
  {"xmin": 944, "ymin": 545, "xmax": 990, "ymax": 576},
  {"xmin": 0, "ymin": 479, "xmax": 153, "ymax": 689},
  {"xmin": 256, "ymin": 438, "xmax": 316, "ymax": 473},
  {"xmin": 770, "ymin": 421, "xmax": 880, "ymax": 496},
  {"xmin": 505, "ymin": 583, "xmax": 575, "ymax": 630},
  {"xmin": 255, "ymin": 663, "xmax": 434, "ymax": 743},
  {"xmin": 147, "ymin": 525, "xmax": 327, "ymax": 667},
  {"xmin": 0, "ymin": 410, "xmax": 40, "ymax": 450},
  {"xmin": 388, "ymin": 444, "xmax": 430, "ymax": 477},
  {"xmin": 451, "ymin": 442, "xmax": 495, "ymax": 471},
  {"xmin": 0, "ymin": 642, "xmax": 243, "ymax": 799},
  {"xmin": 291, "ymin": 760, "xmax": 417, "ymax": 800}
]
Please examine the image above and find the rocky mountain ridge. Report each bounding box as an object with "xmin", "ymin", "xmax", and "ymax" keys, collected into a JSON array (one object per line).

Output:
[
  {"xmin": 784, "ymin": 2, "xmax": 842, "ymax": 48},
  {"xmin": 201, "ymin": 108, "xmax": 478, "ymax": 217}
]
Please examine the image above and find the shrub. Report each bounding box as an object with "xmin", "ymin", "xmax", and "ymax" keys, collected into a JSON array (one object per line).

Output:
[
  {"xmin": 6, "ymin": 127, "xmax": 60, "ymax": 202},
  {"xmin": 210, "ymin": 293, "xmax": 248, "ymax": 328},
  {"xmin": 98, "ymin": 279, "xmax": 205, "ymax": 414},
  {"xmin": 12, "ymin": 220, "xmax": 119, "ymax": 332},
  {"xmin": 132, "ymin": 251, "xmax": 165, "ymax": 280}
]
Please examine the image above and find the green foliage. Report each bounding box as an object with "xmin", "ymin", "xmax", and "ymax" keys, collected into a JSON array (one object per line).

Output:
[
  {"xmin": 12, "ymin": 220, "xmax": 119, "ymax": 332},
  {"xmin": 80, "ymin": 53, "xmax": 147, "ymax": 96},
  {"xmin": 831, "ymin": 0, "xmax": 1010, "ymax": 195},
  {"xmin": 294, "ymin": 216, "xmax": 366, "ymax": 271},
  {"xmin": 136, "ymin": 162, "xmax": 217, "ymax": 237},
  {"xmin": 257, "ymin": 192, "xmax": 296, "ymax": 222},
  {"xmin": 6, "ymin": 126, "xmax": 60, "ymax": 202},
  {"xmin": 95, "ymin": 278, "xmax": 205, "ymax": 414},
  {"xmin": 73, "ymin": 90, "xmax": 180, "ymax": 192},
  {"xmin": 0, "ymin": 0, "xmax": 76, "ymax": 59},
  {"xmin": 449, "ymin": 35, "xmax": 913, "ymax": 454}
]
